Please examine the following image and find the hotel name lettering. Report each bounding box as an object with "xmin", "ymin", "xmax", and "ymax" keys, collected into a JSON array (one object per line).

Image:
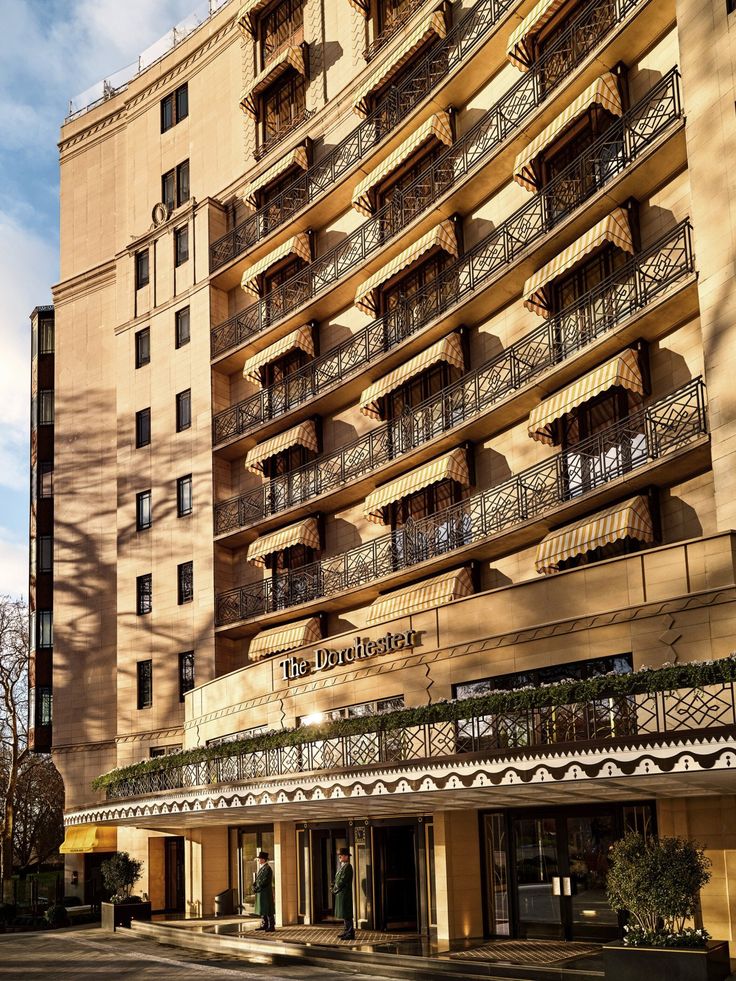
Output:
[{"xmin": 279, "ymin": 630, "xmax": 420, "ymax": 681}]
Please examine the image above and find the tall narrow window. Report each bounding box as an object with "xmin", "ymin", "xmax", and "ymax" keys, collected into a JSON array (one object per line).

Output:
[
  {"xmin": 162, "ymin": 169, "xmax": 176, "ymax": 212},
  {"xmin": 39, "ymin": 463, "xmax": 54, "ymax": 498},
  {"xmin": 135, "ymin": 407, "xmax": 151, "ymax": 448},
  {"xmin": 36, "ymin": 687, "xmax": 53, "ymax": 726},
  {"xmin": 39, "ymin": 319, "xmax": 54, "ymax": 354},
  {"xmin": 174, "ymin": 226, "xmax": 189, "ymax": 267},
  {"xmin": 177, "ymin": 561, "xmax": 194, "ymax": 605},
  {"xmin": 177, "ymin": 475, "xmax": 193, "ymax": 517},
  {"xmin": 176, "ymin": 160, "xmax": 190, "ymax": 206},
  {"xmin": 136, "ymin": 490, "xmax": 152, "ymax": 531},
  {"xmin": 136, "ymin": 573, "xmax": 152, "ymax": 615},
  {"xmin": 135, "ymin": 250, "xmax": 149, "ymax": 288},
  {"xmin": 38, "ymin": 535, "xmax": 53, "ymax": 574},
  {"xmin": 37, "ymin": 391, "xmax": 54, "ymax": 425},
  {"xmin": 137, "ymin": 660, "xmax": 153, "ymax": 709},
  {"xmin": 161, "ymin": 93, "xmax": 174, "ymax": 132},
  {"xmin": 176, "ymin": 389, "xmax": 191, "ymax": 432},
  {"xmin": 37, "ymin": 610, "xmax": 53, "ymax": 648},
  {"xmin": 178, "ymin": 651, "xmax": 195, "ymax": 701},
  {"xmin": 161, "ymin": 83, "xmax": 189, "ymax": 132},
  {"xmin": 175, "ymin": 307, "xmax": 190, "ymax": 348},
  {"xmin": 175, "ymin": 83, "xmax": 189, "ymax": 122},
  {"xmin": 135, "ymin": 327, "xmax": 150, "ymax": 368}
]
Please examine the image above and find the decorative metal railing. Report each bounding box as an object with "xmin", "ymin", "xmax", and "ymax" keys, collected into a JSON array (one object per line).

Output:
[
  {"xmin": 103, "ymin": 674, "xmax": 734, "ymax": 800},
  {"xmin": 210, "ymin": 0, "xmax": 656, "ymax": 352},
  {"xmin": 210, "ymin": 0, "xmax": 513, "ymax": 272},
  {"xmin": 215, "ymin": 377, "xmax": 706, "ymax": 624},
  {"xmin": 364, "ymin": 0, "xmax": 429, "ymax": 62},
  {"xmin": 212, "ymin": 68, "xmax": 683, "ymax": 440},
  {"xmin": 214, "ymin": 221, "xmax": 694, "ymax": 535}
]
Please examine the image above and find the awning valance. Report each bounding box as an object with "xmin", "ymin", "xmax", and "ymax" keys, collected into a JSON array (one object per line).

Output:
[
  {"xmin": 60, "ymin": 825, "xmax": 117, "ymax": 854},
  {"xmin": 514, "ymin": 74, "xmax": 623, "ymax": 191},
  {"xmin": 367, "ymin": 567, "xmax": 474, "ymax": 624},
  {"xmin": 507, "ymin": 0, "xmax": 568, "ymax": 71},
  {"xmin": 241, "ymin": 233, "xmax": 311, "ymax": 296},
  {"xmin": 352, "ymin": 9, "xmax": 448, "ymax": 116},
  {"xmin": 365, "ymin": 448, "xmax": 470, "ymax": 523},
  {"xmin": 535, "ymin": 495, "xmax": 654, "ymax": 574},
  {"xmin": 528, "ymin": 348, "xmax": 644, "ymax": 444},
  {"xmin": 240, "ymin": 46, "xmax": 306, "ymax": 117},
  {"xmin": 243, "ymin": 145, "xmax": 309, "ymax": 208},
  {"xmin": 355, "ymin": 219, "xmax": 458, "ymax": 315},
  {"xmin": 249, "ymin": 616, "xmax": 322, "ymax": 659},
  {"xmin": 247, "ymin": 517, "xmax": 321, "ymax": 565},
  {"xmin": 236, "ymin": 0, "xmax": 272, "ymax": 36},
  {"xmin": 352, "ymin": 111, "xmax": 454, "ymax": 216},
  {"xmin": 243, "ymin": 324, "xmax": 314, "ymax": 383},
  {"xmin": 523, "ymin": 208, "xmax": 634, "ymax": 317},
  {"xmin": 245, "ymin": 420, "xmax": 318, "ymax": 473},
  {"xmin": 360, "ymin": 332, "xmax": 465, "ymax": 419}
]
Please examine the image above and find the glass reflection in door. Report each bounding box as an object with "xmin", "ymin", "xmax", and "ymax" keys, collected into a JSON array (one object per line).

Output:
[
  {"xmin": 238, "ymin": 827, "xmax": 275, "ymax": 915},
  {"xmin": 514, "ymin": 817, "xmax": 562, "ymax": 938}
]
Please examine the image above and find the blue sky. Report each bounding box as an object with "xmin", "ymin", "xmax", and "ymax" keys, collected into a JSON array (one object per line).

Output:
[{"xmin": 0, "ymin": 0, "xmax": 199, "ymax": 596}]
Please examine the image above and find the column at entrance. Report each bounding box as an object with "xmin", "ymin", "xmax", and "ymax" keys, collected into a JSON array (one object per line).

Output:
[
  {"xmin": 274, "ymin": 821, "xmax": 297, "ymax": 926},
  {"xmin": 433, "ymin": 810, "xmax": 483, "ymax": 942},
  {"xmin": 185, "ymin": 826, "xmax": 229, "ymax": 917}
]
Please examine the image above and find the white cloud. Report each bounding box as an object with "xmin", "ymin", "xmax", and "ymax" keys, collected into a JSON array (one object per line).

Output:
[{"xmin": 0, "ymin": 527, "xmax": 28, "ymax": 600}]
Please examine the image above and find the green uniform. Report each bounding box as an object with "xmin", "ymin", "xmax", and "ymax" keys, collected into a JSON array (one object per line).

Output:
[
  {"xmin": 332, "ymin": 861, "xmax": 353, "ymax": 919},
  {"xmin": 253, "ymin": 863, "xmax": 274, "ymax": 916}
]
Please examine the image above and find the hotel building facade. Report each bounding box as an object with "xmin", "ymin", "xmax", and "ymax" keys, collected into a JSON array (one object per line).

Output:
[{"xmin": 43, "ymin": 0, "xmax": 736, "ymax": 949}]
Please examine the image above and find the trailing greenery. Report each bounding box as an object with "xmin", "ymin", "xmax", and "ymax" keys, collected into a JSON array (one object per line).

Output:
[{"xmin": 91, "ymin": 654, "xmax": 736, "ymax": 793}]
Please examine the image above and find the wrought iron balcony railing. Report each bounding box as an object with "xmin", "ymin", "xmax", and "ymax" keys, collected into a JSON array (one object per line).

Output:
[
  {"xmin": 210, "ymin": 0, "xmax": 512, "ymax": 272},
  {"xmin": 212, "ymin": 68, "xmax": 683, "ymax": 440},
  {"xmin": 364, "ymin": 0, "xmax": 429, "ymax": 62},
  {"xmin": 214, "ymin": 221, "xmax": 694, "ymax": 536},
  {"xmin": 215, "ymin": 377, "xmax": 707, "ymax": 625},
  {"xmin": 210, "ymin": 0, "xmax": 655, "ymax": 355},
  {"xmin": 103, "ymin": 671, "xmax": 734, "ymax": 800}
]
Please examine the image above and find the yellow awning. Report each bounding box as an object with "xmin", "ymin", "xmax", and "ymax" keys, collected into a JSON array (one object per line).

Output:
[
  {"xmin": 535, "ymin": 495, "xmax": 654, "ymax": 575},
  {"xmin": 60, "ymin": 825, "xmax": 117, "ymax": 854},
  {"xmin": 507, "ymin": 0, "xmax": 569, "ymax": 71},
  {"xmin": 368, "ymin": 567, "xmax": 473, "ymax": 624},
  {"xmin": 355, "ymin": 219, "xmax": 458, "ymax": 315},
  {"xmin": 360, "ymin": 332, "xmax": 465, "ymax": 419},
  {"xmin": 243, "ymin": 324, "xmax": 314, "ymax": 383},
  {"xmin": 528, "ymin": 348, "xmax": 644, "ymax": 444},
  {"xmin": 352, "ymin": 111, "xmax": 454, "ymax": 216},
  {"xmin": 240, "ymin": 46, "xmax": 306, "ymax": 117},
  {"xmin": 523, "ymin": 209, "xmax": 634, "ymax": 317},
  {"xmin": 249, "ymin": 616, "xmax": 322, "ymax": 659},
  {"xmin": 245, "ymin": 420, "xmax": 319, "ymax": 473},
  {"xmin": 348, "ymin": 0, "xmax": 370, "ymax": 14},
  {"xmin": 243, "ymin": 145, "xmax": 309, "ymax": 208},
  {"xmin": 236, "ymin": 0, "xmax": 273, "ymax": 36},
  {"xmin": 365, "ymin": 448, "xmax": 470, "ymax": 523},
  {"xmin": 240, "ymin": 233, "xmax": 311, "ymax": 296},
  {"xmin": 514, "ymin": 74, "xmax": 623, "ymax": 191},
  {"xmin": 352, "ymin": 9, "xmax": 448, "ymax": 116},
  {"xmin": 247, "ymin": 517, "xmax": 321, "ymax": 565}
]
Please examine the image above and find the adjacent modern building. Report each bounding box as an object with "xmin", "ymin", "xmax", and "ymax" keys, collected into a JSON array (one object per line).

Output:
[{"xmin": 43, "ymin": 0, "xmax": 736, "ymax": 951}]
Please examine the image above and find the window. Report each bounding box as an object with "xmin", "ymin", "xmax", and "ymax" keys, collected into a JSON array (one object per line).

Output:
[
  {"xmin": 136, "ymin": 573, "xmax": 152, "ymax": 615},
  {"xmin": 36, "ymin": 391, "xmax": 54, "ymax": 426},
  {"xmin": 135, "ymin": 250, "xmax": 149, "ymax": 289},
  {"xmin": 262, "ymin": 73, "xmax": 306, "ymax": 146},
  {"xmin": 176, "ymin": 84, "xmax": 189, "ymax": 122},
  {"xmin": 137, "ymin": 660, "xmax": 153, "ymax": 710},
  {"xmin": 161, "ymin": 82, "xmax": 189, "ymax": 132},
  {"xmin": 298, "ymin": 695, "xmax": 404, "ymax": 726},
  {"xmin": 175, "ymin": 307, "xmax": 190, "ymax": 348},
  {"xmin": 163, "ymin": 161, "xmax": 190, "ymax": 211},
  {"xmin": 177, "ymin": 160, "xmax": 190, "ymax": 206},
  {"xmin": 729, "ymin": 0, "xmax": 736, "ymax": 14},
  {"xmin": 260, "ymin": 0, "xmax": 303, "ymax": 66},
  {"xmin": 150, "ymin": 744, "xmax": 181, "ymax": 757},
  {"xmin": 135, "ymin": 407, "xmax": 151, "ymax": 448},
  {"xmin": 162, "ymin": 169, "xmax": 176, "ymax": 212},
  {"xmin": 39, "ymin": 463, "xmax": 54, "ymax": 499},
  {"xmin": 179, "ymin": 651, "xmax": 195, "ymax": 701},
  {"xmin": 161, "ymin": 93, "xmax": 174, "ymax": 132},
  {"xmin": 177, "ymin": 561, "xmax": 194, "ymax": 605},
  {"xmin": 455, "ymin": 654, "xmax": 633, "ymax": 700},
  {"xmin": 37, "ymin": 610, "xmax": 53, "ymax": 648},
  {"xmin": 135, "ymin": 327, "xmax": 150, "ymax": 368},
  {"xmin": 174, "ymin": 225, "xmax": 189, "ymax": 266},
  {"xmin": 136, "ymin": 490, "xmax": 152, "ymax": 531},
  {"xmin": 176, "ymin": 389, "xmax": 191, "ymax": 432},
  {"xmin": 39, "ymin": 318, "xmax": 54, "ymax": 354},
  {"xmin": 34, "ymin": 687, "xmax": 52, "ymax": 727},
  {"xmin": 38, "ymin": 535, "xmax": 53, "ymax": 574},
  {"xmin": 177, "ymin": 475, "xmax": 193, "ymax": 516}
]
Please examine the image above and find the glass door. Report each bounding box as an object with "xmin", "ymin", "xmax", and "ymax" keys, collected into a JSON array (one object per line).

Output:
[
  {"xmin": 513, "ymin": 816, "xmax": 563, "ymax": 938},
  {"xmin": 566, "ymin": 813, "xmax": 619, "ymax": 939},
  {"xmin": 238, "ymin": 827, "xmax": 275, "ymax": 915},
  {"xmin": 311, "ymin": 827, "xmax": 347, "ymax": 921}
]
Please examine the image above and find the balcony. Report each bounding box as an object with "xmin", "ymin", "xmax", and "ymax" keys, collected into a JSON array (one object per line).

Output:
[
  {"xmin": 254, "ymin": 107, "xmax": 315, "ymax": 162},
  {"xmin": 214, "ymin": 221, "xmax": 695, "ymax": 539},
  {"xmin": 215, "ymin": 377, "xmax": 708, "ymax": 629},
  {"xmin": 211, "ymin": 68, "xmax": 684, "ymax": 445},
  {"xmin": 364, "ymin": 0, "xmax": 429, "ymax": 62}
]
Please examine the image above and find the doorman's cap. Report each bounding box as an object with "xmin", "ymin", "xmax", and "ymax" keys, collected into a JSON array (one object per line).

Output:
[
  {"xmin": 257, "ymin": 851, "xmax": 269, "ymax": 860},
  {"xmin": 338, "ymin": 847, "xmax": 351, "ymax": 857}
]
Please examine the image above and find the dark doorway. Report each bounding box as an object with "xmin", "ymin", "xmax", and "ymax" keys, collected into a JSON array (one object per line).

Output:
[
  {"xmin": 373, "ymin": 824, "xmax": 418, "ymax": 931},
  {"xmin": 312, "ymin": 827, "xmax": 348, "ymax": 922},
  {"xmin": 164, "ymin": 836, "xmax": 185, "ymax": 913},
  {"xmin": 84, "ymin": 852, "xmax": 114, "ymax": 909}
]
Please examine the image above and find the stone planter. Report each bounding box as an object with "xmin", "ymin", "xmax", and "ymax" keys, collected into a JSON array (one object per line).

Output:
[
  {"xmin": 603, "ymin": 940, "xmax": 731, "ymax": 981},
  {"xmin": 101, "ymin": 901, "xmax": 152, "ymax": 931}
]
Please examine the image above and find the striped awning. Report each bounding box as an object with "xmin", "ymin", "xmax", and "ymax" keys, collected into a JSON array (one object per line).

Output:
[
  {"xmin": 360, "ymin": 332, "xmax": 465, "ymax": 418},
  {"xmin": 507, "ymin": 0, "xmax": 568, "ymax": 70},
  {"xmin": 352, "ymin": 9, "xmax": 448, "ymax": 116},
  {"xmin": 514, "ymin": 74, "xmax": 623, "ymax": 191},
  {"xmin": 245, "ymin": 420, "xmax": 319, "ymax": 473},
  {"xmin": 535, "ymin": 495, "xmax": 654, "ymax": 575},
  {"xmin": 247, "ymin": 517, "xmax": 321, "ymax": 566},
  {"xmin": 243, "ymin": 324, "xmax": 314, "ymax": 383},
  {"xmin": 236, "ymin": 0, "xmax": 273, "ymax": 36},
  {"xmin": 352, "ymin": 111, "xmax": 454, "ymax": 216},
  {"xmin": 365, "ymin": 448, "xmax": 470, "ymax": 523},
  {"xmin": 348, "ymin": 0, "xmax": 370, "ymax": 13},
  {"xmin": 241, "ymin": 232, "xmax": 311, "ymax": 296},
  {"xmin": 523, "ymin": 209, "xmax": 634, "ymax": 317},
  {"xmin": 528, "ymin": 348, "xmax": 644, "ymax": 444},
  {"xmin": 367, "ymin": 567, "xmax": 474, "ymax": 624},
  {"xmin": 355, "ymin": 219, "xmax": 459, "ymax": 315},
  {"xmin": 248, "ymin": 616, "xmax": 322, "ymax": 659},
  {"xmin": 243, "ymin": 145, "xmax": 309, "ymax": 208},
  {"xmin": 59, "ymin": 825, "xmax": 117, "ymax": 854},
  {"xmin": 240, "ymin": 46, "xmax": 306, "ymax": 117}
]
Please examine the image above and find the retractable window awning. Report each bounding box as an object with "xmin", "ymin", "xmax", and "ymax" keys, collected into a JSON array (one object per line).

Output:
[
  {"xmin": 367, "ymin": 567, "xmax": 473, "ymax": 624},
  {"xmin": 242, "ymin": 324, "xmax": 314, "ymax": 384},
  {"xmin": 245, "ymin": 420, "xmax": 318, "ymax": 473},
  {"xmin": 240, "ymin": 46, "xmax": 306, "ymax": 117},
  {"xmin": 243, "ymin": 145, "xmax": 309, "ymax": 207},
  {"xmin": 507, "ymin": 0, "xmax": 569, "ymax": 71},
  {"xmin": 348, "ymin": 0, "xmax": 370, "ymax": 14},
  {"xmin": 237, "ymin": 0, "xmax": 274, "ymax": 36},
  {"xmin": 364, "ymin": 448, "xmax": 470, "ymax": 523},
  {"xmin": 247, "ymin": 517, "xmax": 320, "ymax": 565},
  {"xmin": 248, "ymin": 616, "xmax": 322, "ymax": 659},
  {"xmin": 59, "ymin": 825, "xmax": 117, "ymax": 854},
  {"xmin": 240, "ymin": 233, "xmax": 311, "ymax": 296}
]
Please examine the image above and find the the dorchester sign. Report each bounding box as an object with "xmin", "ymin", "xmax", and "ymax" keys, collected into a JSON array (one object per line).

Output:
[{"xmin": 279, "ymin": 630, "xmax": 420, "ymax": 681}]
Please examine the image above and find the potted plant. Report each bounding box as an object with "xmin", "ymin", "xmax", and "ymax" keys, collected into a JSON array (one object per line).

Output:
[
  {"xmin": 100, "ymin": 852, "xmax": 151, "ymax": 930},
  {"xmin": 603, "ymin": 833, "xmax": 730, "ymax": 981}
]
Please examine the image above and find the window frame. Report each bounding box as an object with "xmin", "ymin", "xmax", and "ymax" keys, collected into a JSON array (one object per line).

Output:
[
  {"xmin": 174, "ymin": 225, "xmax": 189, "ymax": 267},
  {"xmin": 136, "ymin": 573, "xmax": 153, "ymax": 616},
  {"xmin": 135, "ymin": 250, "xmax": 150, "ymax": 289},
  {"xmin": 136, "ymin": 489, "xmax": 152, "ymax": 531},
  {"xmin": 178, "ymin": 650, "xmax": 195, "ymax": 702},
  {"xmin": 177, "ymin": 560, "xmax": 194, "ymax": 605},
  {"xmin": 175, "ymin": 306, "xmax": 191, "ymax": 349},
  {"xmin": 177, "ymin": 474, "xmax": 193, "ymax": 517},
  {"xmin": 261, "ymin": 72, "xmax": 306, "ymax": 146},
  {"xmin": 38, "ymin": 318, "xmax": 54, "ymax": 355},
  {"xmin": 36, "ymin": 687, "xmax": 53, "ymax": 727},
  {"xmin": 38, "ymin": 535, "xmax": 53, "ymax": 574},
  {"xmin": 176, "ymin": 389, "xmax": 192, "ymax": 433},
  {"xmin": 37, "ymin": 610, "xmax": 53, "ymax": 649},
  {"xmin": 37, "ymin": 390, "xmax": 55, "ymax": 426},
  {"xmin": 135, "ymin": 407, "xmax": 151, "ymax": 448},
  {"xmin": 137, "ymin": 660, "xmax": 153, "ymax": 710},
  {"xmin": 176, "ymin": 160, "xmax": 190, "ymax": 207},
  {"xmin": 39, "ymin": 462, "xmax": 54, "ymax": 499},
  {"xmin": 135, "ymin": 326, "xmax": 151, "ymax": 368}
]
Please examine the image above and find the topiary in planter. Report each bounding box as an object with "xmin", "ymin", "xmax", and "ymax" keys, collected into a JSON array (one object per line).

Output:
[{"xmin": 100, "ymin": 851, "xmax": 144, "ymax": 903}]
